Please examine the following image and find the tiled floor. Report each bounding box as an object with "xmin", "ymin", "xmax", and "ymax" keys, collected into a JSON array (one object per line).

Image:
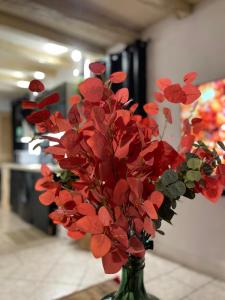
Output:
[{"xmin": 0, "ymin": 208, "xmax": 225, "ymax": 300}]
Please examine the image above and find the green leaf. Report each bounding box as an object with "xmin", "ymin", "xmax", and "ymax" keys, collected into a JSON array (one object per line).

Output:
[
  {"xmin": 161, "ymin": 169, "xmax": 178, "ymax": 186},
  {"xmin": 178, "ymin": 162, "xmax": 188, "ymax": 173},
  {"xmin": 184, "ymin": 188, "xmax": 196, "ymax": 199},
  {"xmin": 217, "ymin": 141, "xmax": 225, "ymax": 151},
  {"xmin": 32, "ymin": 142, "xmax": 42, "ymax": 150},
  {"xmin": 156, "ymin": 229, "xmax": 165, "ymax": 235},
  {"xmin": 155, "ymin": 181, "xmax": 164, "ymax": 192},
  {"xmin": 185, "ymin": 152, "xmax": 198, "ymax": 160},
  {"xmin": 168, "ymin": 181, "xmax": 186, "ymax": 198},
  {"xmin": 171, "ymin": 199, "xmax": 177, "ymax": 209},
  {"xmin": 185, "ymin": 181, "xmax": 195, "ymax": 189},
  {"xmin": 187, "ymin": 158, "xmax": 202, "ymax": 170},
  {"xmin": 186, "ymin": 170, "xmax": 201, "ymax": 182},
  {"xmin": 202, "ymin": 163, "xmax": 213, "ymax": 176}
]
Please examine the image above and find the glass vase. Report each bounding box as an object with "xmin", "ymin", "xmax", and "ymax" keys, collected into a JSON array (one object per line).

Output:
[{"xmin": 101, "ymin": 256, "xmax": 159, "ymax": 300}]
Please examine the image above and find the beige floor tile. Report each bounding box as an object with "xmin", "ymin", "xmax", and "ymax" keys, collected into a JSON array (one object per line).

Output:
[
  {"xmin": 187, "ymin": 282, "xmax": 225, "ymax": 300},
  {"xmin": 213, "ymin": 279, "xmax": 225, "ymax": 290},
  {"xmin": 10, "ymin": 261, "xmax": 54, "ymax": 281},
  {"xmin": 0, "ymin": 279, "xmax": 38, "ymax": 300},
  {"xmin": 44, "ymin": 262, "xmax": 87, "ymax": 285},
  {"xmin": 32, "ymin": 282, "xmax": 77, "ymax": 300},
  {"xmin": 144, "ymin": 253, "xmax": 179, "ymax": 282},
  {"xmin": 79, "ymin": 258, "xmax": 119, "ymax": 290},
  {"xmin": 1, "ymin": 207, "xmax": 225, "ymax": 300},
  {"xmin": 146, "ymin": 275, "xmax": 193, "ymax": 300},
  {"xmin": 170, "ymin": 266, "xmax": 212, "ymax": 288}
]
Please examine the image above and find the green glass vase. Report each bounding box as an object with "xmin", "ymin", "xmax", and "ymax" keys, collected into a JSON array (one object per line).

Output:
[{"xmin": 101, "ymin": 256, "xmax": 159, "ymax": 300}]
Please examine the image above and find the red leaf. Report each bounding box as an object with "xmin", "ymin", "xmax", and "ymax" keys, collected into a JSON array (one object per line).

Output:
[
  {"xmin": 44, "ymin": 146, "xmax": 66, "ymax": 156},
  {"xmin": 39, "ymin": 189, "xmax": 56, "ymax": 205},
  {"xmin": 58, "ymin": 157, "xmax": 86, "ymax": 170},
  {"xmin": 26, "ymin": 109, "xmax": 50, "ymax": 124},
  {"xmin": 90, "ymin": 234, "xmax": 112, "ymax": 258},
  {"xmin": 29, "ymin": 79, "xmax": 45, "ymax": 92},
  {"xmin": 89, "ymin": 62, "xmax": 106, "ymax": 74},
  {"xmin": 41, "ymin": 164, "xmax": 52, "ymax": 176},
  {"xmin": 144, "ymin": 218, "xmax": 155, "ymax": 236},
  {"xmin": 163, "ymin": 107, "xmax": 172, "ymax": 124},
  {"xmin": 79, "ymin": 77, "xmax": 103, "ymax": 102},
  {"xmin": 77, "ymin": 203, "xmax": 96, "ymax": 216},
  {"xmin": 183, "ymin": 71, "xmax": 197, "ymax": 84},
  {"xmin": 111, "ymin": 226, "xmax": 129, "ymax": 248},
  {"xmin": 216, "ymin": 164, "xmax": 225, "ymax": 185},
  {"xmin": 141, "ymin": 141, "xmax": 159, "ymax": 158},
  {"xmin": 164, "ymin": 84, "xmax": 186, "ymax": 103},
  {"xmin": 49, "ymin": 112, "xmax": 71, "ymax": 132},
  {"xmin": 182, "ymin": 84, "xmax": 201, "ymax": 104},
  {"xmin": 57, "ymin": 190, "xmax": 72, "ymax": 206},
  {"xmin": 114, "ymin": 132, "xmax": 136, "ymax": 159},
  {"xmin": 154, "ymin": 92, "xmax": 165, "ymax": 102},
  {"xmin": 69, "ymin": 94, "xmax": 81, "ymax": 105},
  {"xmin": 38, "ymin": 93, "xmax": 59, "ymax": 109},
  {"xmin": 22, "ymin": 100, "xmax": 38, "ymax": 109},
  {"xmin": 102, "ymin": 249, "xmax": 128, "ymax": 274},
  {"xmin": 192, "ymin": 117, "xmax": 202, "ymax": 125},
  {"xmin": 202, "ymin": 176, "xmax": 223, "ymax": 203},
  {"xmin": 67, "ymin": 230, "xmax": 85, "ymax": 240},
  {"xmin": 128, "ymin": 236, "xmax": 145, "ymax": 254},
  {"xmin": 130, "ymin": 103, "xmax": 138, "ymax": 113},
  {"xmin": 109, "ymin": 71, "xmax": 127, "ymax": 84},
  {"xmin": 49, "ymin": 210, "xmax": 65, "ymax": 224},
  {"xmin": 143, "ymin": 200, "xmax": 158, "ymax": 220},
  {"xmin": 143, "ymin": 102, "xmax": 159, "ymax": 115},
  {"xmin": 133, "ymin": 218, "xmax": 144, "ymax": 234},
  {"xmin": 156, "ymin": 78, "xmax": 172, "ymax": 91},
  {"xmin": 183, "ymin": 119, "xmax": 191, "ymax": 135},
  {"xmin": 180, "ymin": 134, "xmax": 195, "ymax": 152},
  {"xmin": 150, "ymin": 191, "xmax": 164, "ymax": 208},
  {"xmin": 116, "ymin": 109, "xmax": 131, "ymax": 126},
  {"xmin": 127, "ymin": 177, "xmax": 143, "ymax": 199},
  {"xmin": 68, "ymin": 104, "xmax": 81, "ymax": 126},
  {"xmin": 76, "ymin": 215, "xmax": 103, "ymax": 234},
  {"xmin": 112, "ymin": 179, "xmax": 129, "ymax": 205},
  {"xmin": 87, "ymin": 132, "xmax": 108, "ymax": 159},
  {"xmin": 116, "ymin": 213, "xmax": 128, "ymax": 231},
  {"xmin": 35, "ymin": 177, "xmax": 48, "ymax": 191},
  {"xmin": 98, "ymin": 206, "xmax": 113, "ymax": 226},
  {"xmin": 115, "ymin": 88, "xmax": 129, "ymax": 103}
]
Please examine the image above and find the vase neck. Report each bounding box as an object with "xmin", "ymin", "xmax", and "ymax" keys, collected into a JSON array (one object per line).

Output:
[
  {"xmin": 115, "ymin": 256, "xmax": 147, "ymax": 298},
  {"xmin": 124, "ymin": 255, "xmax": 145, "ymax": 271}
]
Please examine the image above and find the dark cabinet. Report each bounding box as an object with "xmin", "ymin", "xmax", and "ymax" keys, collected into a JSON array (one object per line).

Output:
[{"xmin": 10, "ymin": 170, "xmax": 56, "ymax": 235}]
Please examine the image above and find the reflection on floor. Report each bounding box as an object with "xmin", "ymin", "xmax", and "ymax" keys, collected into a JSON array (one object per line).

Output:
[{"xmin": 0, "ymin": 208, "xmax": 225, "ymax": 300}]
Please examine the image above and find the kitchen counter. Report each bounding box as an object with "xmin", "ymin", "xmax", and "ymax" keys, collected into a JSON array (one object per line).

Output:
[
  {"xmin": 0, "ymin": 162, "xmax": 57, "ymax": 172},
  {"xmin": 0, "ymin": 163, "xmax": 57, "ymax": 235},
  {"xmin": 1, "ymin": 163, "xmax": 43, "ymax": 209}
]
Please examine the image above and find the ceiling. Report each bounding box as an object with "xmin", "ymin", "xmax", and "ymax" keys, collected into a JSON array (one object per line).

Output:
[{"xmin": 0, "ymin": 0, "xmax": 203, "ymax": 97}]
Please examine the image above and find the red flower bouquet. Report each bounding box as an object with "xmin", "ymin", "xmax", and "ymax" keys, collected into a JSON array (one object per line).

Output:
[{"xmin": 23, "ymin": 64, "xmax": 224, "ymax": 284}]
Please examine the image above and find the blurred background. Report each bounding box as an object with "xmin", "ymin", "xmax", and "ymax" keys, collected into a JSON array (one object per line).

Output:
[{"xmin": 0, "ymin": 0, "xmax": 225, "ymax": 299}]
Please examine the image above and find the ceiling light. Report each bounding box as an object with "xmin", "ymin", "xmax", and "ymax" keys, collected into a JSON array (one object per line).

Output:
[
  {"xmin": 33, "ymin": 92, "xmax": 38, "ymax": 97},
  {"xmin": 73, "ymin": 68, "xmax": 80, "ymax": 77},
  {"xmin": 84, "ymin": 58, "xmax": 91, "ymax": 79},
  {"xmin": 20, "ymin": 136, "xmax": 31, "ymax": 143},
  {"xmin": 43, "ymin": 43, "xmax": 68, "ymax": 55},
  {"xmin": 17, "ymin": 80, "xmax": 29, "ymax": 89},
  {"xmin": 71, "ymin": 49, "xmax": 82, "ymax": 62},
  {"xmin": 12, "ymin": 71, "xmax": 24, "ymax": 79},
  {"xmin": 34, "ymin": 71, "xmax": 45, "ymax": 80}
]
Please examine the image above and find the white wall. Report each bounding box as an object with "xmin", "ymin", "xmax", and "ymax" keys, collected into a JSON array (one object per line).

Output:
[
  {"xmin": 143, "ymin": 0, "xmax": 225, "ymax": 280},
  {"xmin": 0, "ymin": 95, "xmax": 13, "ymax": 112}
]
